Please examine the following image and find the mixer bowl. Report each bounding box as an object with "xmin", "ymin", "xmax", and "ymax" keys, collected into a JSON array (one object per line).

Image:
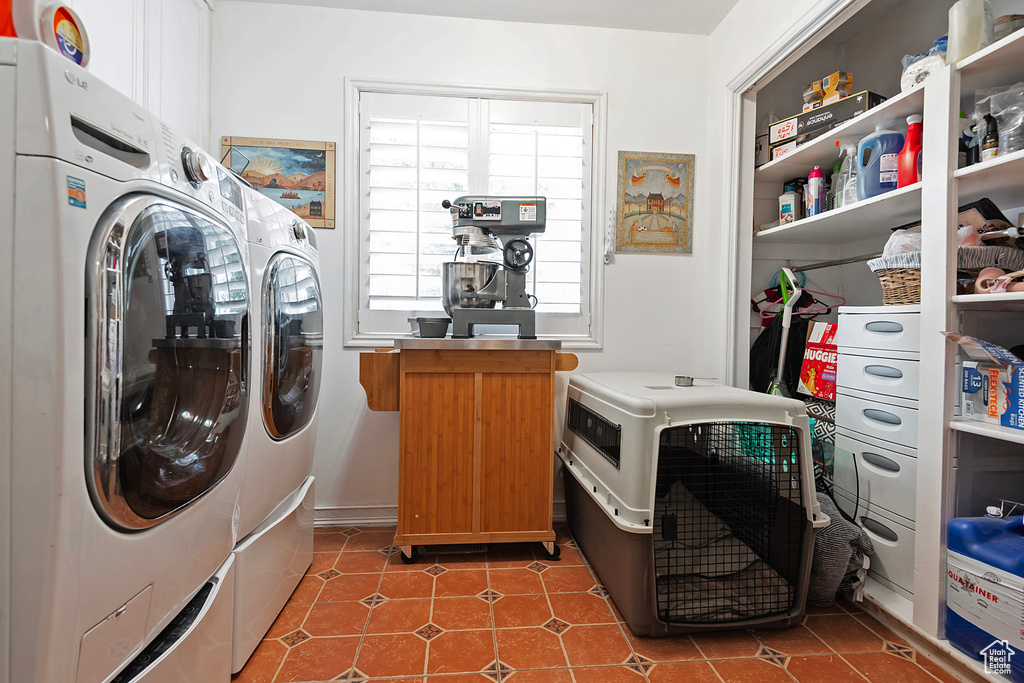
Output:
[{"xmin": 442, "ymin": 262, "xmax": 499, "ymax": 315}]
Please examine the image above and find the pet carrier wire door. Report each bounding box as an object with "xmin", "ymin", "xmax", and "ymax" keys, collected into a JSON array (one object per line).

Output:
[{"xmin": 559, "ymin": 373, "xmax": 828, "ymax": 637}]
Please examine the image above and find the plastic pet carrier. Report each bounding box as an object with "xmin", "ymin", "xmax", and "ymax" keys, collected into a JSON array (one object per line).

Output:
[{"xmin": 559, "ymin": 373, "xmax": 828, "ymax": 636}]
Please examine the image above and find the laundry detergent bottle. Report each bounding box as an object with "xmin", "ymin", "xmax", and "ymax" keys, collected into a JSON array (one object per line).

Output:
[
  {"xmin": 897, "ymin": 115, "xmax": 923, "ymax": 188},
  {"xmin": 857, "ymin": 123, "xmax": 905, "ymax": 200},
  {"xmin": 946, "ymin": 514, "xmax": 1024, "ymax": 682}
]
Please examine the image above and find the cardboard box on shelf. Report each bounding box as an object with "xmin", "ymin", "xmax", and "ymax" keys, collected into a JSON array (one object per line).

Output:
[
  {"xmin": 798, "ymin": 322, "xmax": 838, "ymax": 401},
  {"xmin": 768, "ymin": 90, "xmax": 887, "ymax": 145},
  {"xmin": 961, "ymin": 360, "xmax": 1009, "ymax": 423},
  {"xmin": 755, "ymin": 133, "xmax": 769, "ymax": 167},
  {"xmin": 821, "ymin": 70, "xmax": 853, "ymax": 104},
  {"xmin": 771, "ymin": 139, "xmax": 799, "ymax": 161},
  {"xmin": 945, "ymin": 333, "xmax": 1024, "ymax": 430},
  {"xmin": 802, "ymin": 80, "xmax": 824, "ymax": 113}
]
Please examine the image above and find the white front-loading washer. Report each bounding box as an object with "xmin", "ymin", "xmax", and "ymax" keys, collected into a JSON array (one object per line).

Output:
[
  {"xmin": 230, "ymin": 188, "xmax": 322, "ymax": 672},
  {"xmin": 2, "ymin": 38, "xmax": 252, "ymax": 683}
]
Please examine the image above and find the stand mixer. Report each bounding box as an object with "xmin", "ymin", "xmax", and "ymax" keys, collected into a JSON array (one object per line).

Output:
[{"xmin": 441, "ymin": 195, "xmax": 546, "ymax": 339}]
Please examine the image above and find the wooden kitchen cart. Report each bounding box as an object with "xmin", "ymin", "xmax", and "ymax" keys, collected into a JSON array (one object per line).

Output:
[{"xmin": 359, "ymin": 339, "xmax": 578, "ymax": 562}]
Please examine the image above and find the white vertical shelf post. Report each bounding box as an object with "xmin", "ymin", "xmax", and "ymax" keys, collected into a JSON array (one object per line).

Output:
[{"xmin": 914, "ymin": 65, "xmax": 958, "ymax": 638}]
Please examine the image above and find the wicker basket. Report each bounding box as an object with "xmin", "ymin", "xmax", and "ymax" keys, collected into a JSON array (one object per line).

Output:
[
  {"xmin": 874, "ymin": 268, "xmax": 923, "ymax": 305},
  {"xmin": 868, "ymin": 246, "xmax": 1024, "ymax": 305}
]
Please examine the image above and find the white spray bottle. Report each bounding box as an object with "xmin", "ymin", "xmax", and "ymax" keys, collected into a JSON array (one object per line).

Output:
[{"xmin": 837, "ymin": 140, "xmax": 859, "ymax": 208}]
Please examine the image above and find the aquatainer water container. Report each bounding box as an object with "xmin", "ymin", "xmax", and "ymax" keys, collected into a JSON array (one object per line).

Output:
[
  {"xmin": 946, "ymin": 515, "xmax": 1024, "ymax": 682},
  {"xmin": 856, "ymin": 123, "xmax": 904, "ymax": 200}
]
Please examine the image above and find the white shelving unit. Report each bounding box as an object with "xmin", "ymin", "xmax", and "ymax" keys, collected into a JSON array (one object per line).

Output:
[
  {"xmin": 755, "ymin": 87, "xmax": 926, "ymax": 185},
  {"xmin": 756, "ymin": 184, "xmax": 921, "ymax": 244},
  {"xmin": 955, "ymin": 147, "xmax": 1024, "ymax": 208},
  {"xmin": 950, "ymin": 419, "xmax": 1024, "ymax": 446},
  {"xmin": 737, "ymin": 3, "xmax": 1024, "ymax": 672},
  {"xmin": 951, "ymin": 291, "xmax": 1024, "ymax": 306},
  {"xmin": 957, "ymin": 25, "xmax": 1024, "ymax": 96}
]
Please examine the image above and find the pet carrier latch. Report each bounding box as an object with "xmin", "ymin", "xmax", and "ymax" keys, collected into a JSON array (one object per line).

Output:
[{"xmin": 660, "ymin": 512, "xmax": 678, "ymax": 541}]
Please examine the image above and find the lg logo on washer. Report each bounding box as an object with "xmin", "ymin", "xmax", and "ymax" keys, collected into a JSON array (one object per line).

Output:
[{"xmin": 64, "ymin": 69, "xmax": 88, "ymax": 90}]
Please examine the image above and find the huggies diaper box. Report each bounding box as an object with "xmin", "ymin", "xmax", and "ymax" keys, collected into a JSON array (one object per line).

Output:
[{"xmin": 945, "ymin": 333, "xmax": 1024, "ymax": 429}]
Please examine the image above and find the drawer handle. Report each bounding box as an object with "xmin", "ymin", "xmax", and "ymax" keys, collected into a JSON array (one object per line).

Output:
[
  {"xmin": 863, "ymin": 408, "xmax": 902, "ymax": 426},
  {"xmin": 861, "ymin": 517, "xmax": 899, "ymax": 543},
  {"xmin": 865, "ymin": 321, "xmax": 904, "ymax": 334},
  {"xmin": 865, "ymin": 365, "xmax": 903, "ymax": 379},
  {"xmin": 862, "ymin": 452, "xmax": 900, "ymax": 472}
]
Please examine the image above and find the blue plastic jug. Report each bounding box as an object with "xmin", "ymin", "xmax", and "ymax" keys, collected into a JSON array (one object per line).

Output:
[
  {"xmin": 856, "ymin": 123, "xmax": 905, "ymax": 200},
  {"xmin": 946, "ymin": 515, "xmax": 1024, "ymax": 682}
]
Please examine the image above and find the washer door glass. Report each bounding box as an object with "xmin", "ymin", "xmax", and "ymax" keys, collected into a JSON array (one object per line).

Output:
[
  {"xmin": 264, "ymin": 253, "xmax": 322, "ymax": 439},
  {"xmin": 88, "ymin": 198, "xmax": 250, "ymax": 530}
]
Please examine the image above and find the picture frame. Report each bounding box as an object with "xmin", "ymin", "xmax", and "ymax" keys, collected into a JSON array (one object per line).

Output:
[
  {"xmin": 615, "ymin": 150, "xmax": 694, "ymax": 254},
  {"xmin": 221, "ymin": 136, "xmax": 336, "ymax": 229}
]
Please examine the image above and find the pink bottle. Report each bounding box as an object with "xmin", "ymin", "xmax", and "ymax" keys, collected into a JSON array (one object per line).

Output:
[{"xmin": 807, "ymin": 166, "xmax": 825, "ymax": 217}]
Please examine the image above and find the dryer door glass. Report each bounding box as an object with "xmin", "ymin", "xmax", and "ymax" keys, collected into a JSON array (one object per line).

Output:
[
  {"xmin": 88, "ymin": 198, "xmax": 250, "ymax": 529},
  {"xmin": 264, "ymin": 253, "xmax": 322, "ymax": 439}
]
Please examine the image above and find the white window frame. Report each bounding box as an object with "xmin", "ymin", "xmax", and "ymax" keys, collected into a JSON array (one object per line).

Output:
[{"xmin": 342, "ymin": 77, "xmax": 607, "ymax": 349}]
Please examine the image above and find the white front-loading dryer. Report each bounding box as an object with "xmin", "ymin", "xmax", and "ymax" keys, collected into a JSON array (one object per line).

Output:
[
  {"xmin": 2, "ymin": 38, "xmax": 251, "ymax": 683},
  {"xmin": 231, "ymin": 188, "xmax": 322, "ymax": 672}
]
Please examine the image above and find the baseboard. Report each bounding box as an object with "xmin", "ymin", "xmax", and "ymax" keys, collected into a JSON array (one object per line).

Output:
[
  {"xmin": 314, "ymin": 505, "xmax": 398, "ymax": 528},
  {"xmin": 314, "ymin": 501, "xmax": 568, "ymax": 528}
]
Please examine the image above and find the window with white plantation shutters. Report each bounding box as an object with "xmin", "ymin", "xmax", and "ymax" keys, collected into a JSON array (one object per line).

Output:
[
  {"xmin": 488, "ymin": 121, "xmax": 584, "ymax": 315},
  {"xmin": 350, "ymin": 84, "xmax": 603, "ymax": 344}
]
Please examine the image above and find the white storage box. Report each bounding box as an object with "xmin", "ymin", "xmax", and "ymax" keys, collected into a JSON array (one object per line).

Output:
[{"xmin": 559, "ymin": 373, "xmax": 827, "ymax": 636}]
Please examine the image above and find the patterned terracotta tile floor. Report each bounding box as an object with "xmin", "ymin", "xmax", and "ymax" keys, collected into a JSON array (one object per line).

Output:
[{"xmin": 233, "ymin": 525, "xmax": 960, "ymax": 683}]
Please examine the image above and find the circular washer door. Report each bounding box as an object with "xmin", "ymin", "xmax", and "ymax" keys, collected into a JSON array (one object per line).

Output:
[
  {"xmin": 87, "ymin": 196, "xmax": 250, "ymax": 530},
  {"xmin": 262, "ymin": 252, "xmax": 323, "ymax": 440}
]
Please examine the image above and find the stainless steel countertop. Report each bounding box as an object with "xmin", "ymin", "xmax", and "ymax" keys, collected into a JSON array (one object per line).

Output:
[{"xmin": 394, "ymin": 338, "xmax": 562, "ymax": 350}]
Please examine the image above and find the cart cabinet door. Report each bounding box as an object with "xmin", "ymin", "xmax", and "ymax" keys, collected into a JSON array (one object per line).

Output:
[
  {"xmin": 479, "ymin": 372, "xmax": 554, "ymax": 533},
  {"xmin": 87, "ymin": 197, "xmax": 250, "ymax": 530},
  {"xmin": 400, "ymin": 372, "xmax": 476, "ymax": 535}
]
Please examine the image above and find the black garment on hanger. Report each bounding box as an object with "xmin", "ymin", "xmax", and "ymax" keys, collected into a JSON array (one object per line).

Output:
[{"xmin": 749, "ymin": 314, "xmax": 810, "ymax": 395}]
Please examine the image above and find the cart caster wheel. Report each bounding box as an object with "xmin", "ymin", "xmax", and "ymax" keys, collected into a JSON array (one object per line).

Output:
[
  {"xmin": 542, "ymin": 543, "xmax": 561, "ymax": 561},
  {"xmin": 400, "ymin": 546, "xmax": 418, "ymax": 564}
]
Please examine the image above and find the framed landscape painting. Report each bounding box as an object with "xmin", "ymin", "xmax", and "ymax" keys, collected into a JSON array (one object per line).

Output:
[
  {"xmin": 221, "ymin": 136, "xmax": 336, "ymax": 228},
  {"xmin": 615, "ymin": 150, "xmax": 694, "ymax": 254}
]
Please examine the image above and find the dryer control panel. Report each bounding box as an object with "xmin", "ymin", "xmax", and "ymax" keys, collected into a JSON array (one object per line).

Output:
[{"xmin": 154, "ymin": 121, "xmax": 247, "ymax": 238}]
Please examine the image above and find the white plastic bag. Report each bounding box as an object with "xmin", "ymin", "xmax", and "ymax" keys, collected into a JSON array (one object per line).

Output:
[
  {"xmin": 901, "ymin": 37, "xmax": 948, "ymax": 92},
  {"xmin": 882, "ymin": 229, "xmax": 922, "ymax": 258}
]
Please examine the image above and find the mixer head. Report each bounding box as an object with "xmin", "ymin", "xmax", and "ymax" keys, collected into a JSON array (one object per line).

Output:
[{"xmin": 442, "ymin": 195, "xmax": 547, "ymax": 236}]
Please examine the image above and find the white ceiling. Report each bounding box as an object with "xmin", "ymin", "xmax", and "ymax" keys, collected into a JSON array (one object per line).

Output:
[{"xmin": 241, "ymin": 0, "xmax": 741, "ymax": 35}]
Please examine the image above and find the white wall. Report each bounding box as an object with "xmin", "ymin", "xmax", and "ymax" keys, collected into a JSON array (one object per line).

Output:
[
  {"xmin": 210, "ymin": 2, "xmax": 710, "ymax": 518},
  {"xmin": 68, "ymin": 0, "xmax": 211, "ymax": 147},
  {"xmin": 703, "ymin": 0, "xmax": 827, "ymax": 386}
]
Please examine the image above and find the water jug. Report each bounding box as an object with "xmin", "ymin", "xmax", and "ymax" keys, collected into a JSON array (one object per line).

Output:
[
  {"xmin": 947, "ymin": 0, "xmax": 994, "ymax": 64},
  {"xmin": 856, "ymin": 123, "xmax": 905, "ymax": 201},
  {"xmin": 946, "ymin": 514, "xmax": 1024, "ymax": 682}
]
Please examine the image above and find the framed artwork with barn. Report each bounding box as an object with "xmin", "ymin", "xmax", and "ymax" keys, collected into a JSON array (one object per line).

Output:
[
  {"xmin": 221, "ymin": 136, "xmax": 336, "ymax": 228},
  {"xmin": 615, "ymin": 150, "xmax": 694, "ymax": 254}
]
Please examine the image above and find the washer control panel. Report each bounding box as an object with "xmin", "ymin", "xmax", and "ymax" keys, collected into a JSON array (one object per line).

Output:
[{"xmin": 181, "ymin": 146, "xmax": 212, "ymax": 185}]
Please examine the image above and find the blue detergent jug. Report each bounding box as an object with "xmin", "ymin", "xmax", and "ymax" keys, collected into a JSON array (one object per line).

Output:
[
  {"xmin": 856, "ymin": 123, "xmax": 905, "ymax": 200},
  {"xmin": 946, "ymin": 515, "xmax": 1024, "ymax": 682}
]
